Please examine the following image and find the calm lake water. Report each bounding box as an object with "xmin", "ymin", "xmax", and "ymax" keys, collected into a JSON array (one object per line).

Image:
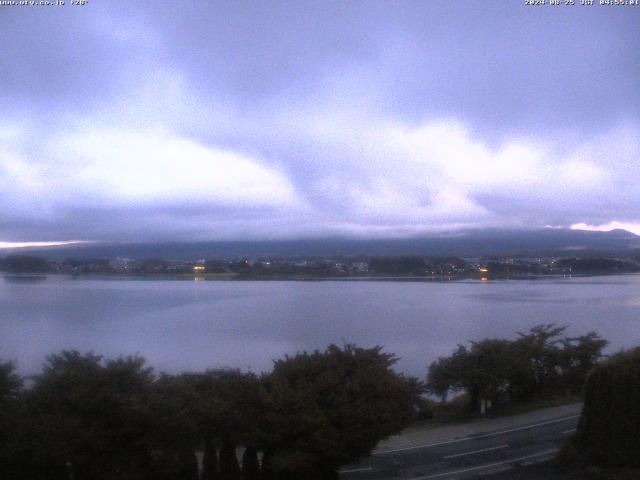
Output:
[{"xmin": 1, "ymin": 275, "xmax": 639, "ymax": 378}]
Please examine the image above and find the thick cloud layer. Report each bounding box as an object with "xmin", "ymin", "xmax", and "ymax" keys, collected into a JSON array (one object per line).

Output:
[{"xmin": 1, "ymin": 1, "xmax": 639, "ymax": 243}]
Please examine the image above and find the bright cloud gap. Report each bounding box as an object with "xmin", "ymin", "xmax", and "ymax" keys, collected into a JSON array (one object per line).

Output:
[
  {"xmin": 570, "ymin": 222, "xmax": 640, "ymax": 236},
  {"xmin": 0, "ymin": 241, "xmax": 90, "ymax": 250}
]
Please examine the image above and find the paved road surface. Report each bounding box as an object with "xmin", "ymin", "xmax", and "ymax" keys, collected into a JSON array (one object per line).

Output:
[{"xmin": 340, "ymin": 403, "xmax": 582, "ymax": 480}]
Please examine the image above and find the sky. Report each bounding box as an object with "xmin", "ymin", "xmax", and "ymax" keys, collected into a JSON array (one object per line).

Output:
[{"xmin": 1, "ymin": 1, "xmax": 639, "ymax": 245}]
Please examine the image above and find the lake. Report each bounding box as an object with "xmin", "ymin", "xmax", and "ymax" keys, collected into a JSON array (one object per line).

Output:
[{"xmin": 1, "ymin": 274, "xmax": 639, "ymax": 378}]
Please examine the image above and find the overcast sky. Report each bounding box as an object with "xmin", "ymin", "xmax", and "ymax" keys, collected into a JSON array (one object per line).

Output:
[{"xmin": 1, "ymin": 1, "xmax": 639, "ymax": 245}]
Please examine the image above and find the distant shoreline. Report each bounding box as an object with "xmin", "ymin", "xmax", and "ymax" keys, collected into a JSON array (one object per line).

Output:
[{"xmin": 3, "ymin": 271, "xmax": 639, "ymax": 282}]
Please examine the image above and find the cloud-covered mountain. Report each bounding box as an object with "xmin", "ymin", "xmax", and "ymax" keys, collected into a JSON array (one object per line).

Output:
[{"xmin": 12, "ymin": 228, "xmax": 639, "ymax": 261}]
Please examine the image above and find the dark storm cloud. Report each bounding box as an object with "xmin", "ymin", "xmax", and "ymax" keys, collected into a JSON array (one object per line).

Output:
[
  {"xmin": 1, "ymin": 0, "xmax": 639, "ymax": 244},
  {"xmin": 1, "ymin": 5, "xmax": 138, "ymax": 109},
  {"xmin": 117, "ymin": 1, "xmax": 640, "ymax": 134}
]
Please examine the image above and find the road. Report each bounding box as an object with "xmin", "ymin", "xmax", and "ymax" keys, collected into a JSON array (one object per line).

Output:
[{"xmin": 339, "ymin": 403, "xmax": 582, "ymax": 480}]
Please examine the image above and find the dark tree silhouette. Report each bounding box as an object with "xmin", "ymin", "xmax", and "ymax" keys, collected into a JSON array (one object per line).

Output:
[
  {"xmin": 574, "ymin": 347, "xmax": 640, "ymax": 468},
  {"xmin": 241, "ymin": 446, "xmax": 260, "ymax": 480},
  {"xmin": 0, "ymin": 361, "xmax": 23, "ymax": 479},
  {"xmin": 219, "ymin": 438, "xmax": 240, "ymax": 480},
  {"xmin": 201, "ymin": 437, "xmax": 219, "ymax": 480},
  {"xmin": 261, "ymin": 344, "xmax": 421, "ymax": 478},
  {"xmin": 25, "ymin": 351, "xmax": 156, "ymax": 479},
  {"xmin": 1, "ymin": 255, "xmax": 50, "ymax": 273},
  {"xmin": 427, "ymin": 325, "xmax": 609, "ymax": 413},
  {"xmin": 176, "ymin": 448, "xmax": 199, "ymax": 480}
]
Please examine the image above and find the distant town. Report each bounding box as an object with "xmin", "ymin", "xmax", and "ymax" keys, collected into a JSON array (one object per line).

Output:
[{"xmin": 2, "ymin": 253, "xmax": 639, "ymax": 279}]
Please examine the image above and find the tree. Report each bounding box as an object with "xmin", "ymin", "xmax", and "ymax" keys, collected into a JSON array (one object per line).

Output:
[
  {"xmin": 2, "ymin": 255, "xmax": 50, "ymax": 273},
  {"xmin": 428, "ymin": 340, "xmax": 527, "ymax": 413},
  {"xmin": 241, "ymin": 446, "xmax": 260, "ymax": 480},
  {"xmin": 369, "ymin": 256, "xmax": 427, "ymax": 275},
  {"xmin": 145, "ymin": 373, "xmax": 203, "ymax": 480},
  {"xmin": 427, "ymin": 325, "xmax": 608, "ymax": 413},
  {"xmin": 559, "ymin": 332, "xmax": 608, "ymax": 392},
  {"xmin": 218, "ymin": 438, "xmax": 240, "ymax": 480},
  {"xmin": 426, "ymin": 345, "xmax": 467, "ymax": 402},
  {"xmin": 0, "ymin": 360, "xmax": 23, "ymax": 479},
  {"xmin": 261, "ymin": 344, "xmax": 421, "ymax": 478},
  {"xmin": 201, "ymin": 437, "xmax": 219, "ymax": 480},
  {"xmin": 462, "ymin": 339, "xmax": 523, "ymax": 413},
  {"xmin": 176, "ymin": 448, "xmax": 199, "ymax": 480},
  {"xmin": 515, "ymin": 324, "xmax": 567, "ymax": 393},
  {"xmin": 181, "ymin": 369, "xmax": 263, "ymax": 480},
  {"xmin": 572, "ymin": 347, "xmax": 640, "ymax": 469},
  {"xmin": 0, "ymin": 359, "xmax": 21, "ymax": 407},
  {"xmin": 25, "ymin": 351, "xmax": 156, "ymax": 480}
]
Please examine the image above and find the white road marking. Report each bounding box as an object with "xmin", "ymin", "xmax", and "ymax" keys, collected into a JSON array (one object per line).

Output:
[
  {"xmin": 339, "ymin": 466, "xmax": 373, "ymax": 474},
  {"xmin": 406, "ymin": 449, "xmax": 558, "ymax": 480},
  {"xmin": 443, "ymin": 444, "xmax": 508, "ymax": 459},
  {"xmin": 373, "ymin": 414, "xmax": 580, "ymax": 455},
  {"xmin": 562, "ymin": 428, "xmax": 577, "ymax": 434},
  {"xmin": 374, "ymin": 437, "xmax": 472, "ymax": 455}
]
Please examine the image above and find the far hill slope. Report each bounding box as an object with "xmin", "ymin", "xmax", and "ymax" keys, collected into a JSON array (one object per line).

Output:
[{"xmin": 3, "ymin": 228, "xmax": 639, "ymax": 260}]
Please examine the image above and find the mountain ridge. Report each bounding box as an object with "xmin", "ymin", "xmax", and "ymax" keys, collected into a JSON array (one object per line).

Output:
[{"xmin": 2, "ymin": 228, "xmax": 639, "ymax": 260}]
